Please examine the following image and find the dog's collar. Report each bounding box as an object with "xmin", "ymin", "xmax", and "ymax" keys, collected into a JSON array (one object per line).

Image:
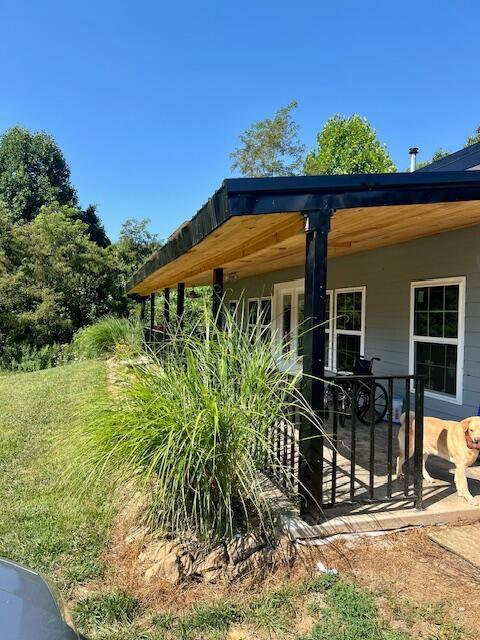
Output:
[{"xmin": 465, "ymin": 434, "xmax": 480, "ymax": 450}]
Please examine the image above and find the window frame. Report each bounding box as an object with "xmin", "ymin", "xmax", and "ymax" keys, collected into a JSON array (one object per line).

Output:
[
  {"xmin": 333, "ymin": 286, "xmax": 366, "ymax": 373},
  {"xmin": 272, "ymin": 279, "xmax": 334, "ymax": 371},
  {"xmin": 409, "ymin": 276, "xmax": 466, "ymax": 405}
]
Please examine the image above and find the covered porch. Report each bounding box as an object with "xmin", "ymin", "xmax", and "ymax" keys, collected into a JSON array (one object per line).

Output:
[{"xmin": 127, "ymin": 171, "xmax": 480, "ymax": 523}]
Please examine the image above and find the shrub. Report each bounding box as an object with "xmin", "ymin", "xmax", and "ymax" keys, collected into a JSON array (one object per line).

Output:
[
  {"xmin": 0, "ymin": 342, "xmax": 75, "ymax": 372},
  {"xmin": 73, "ymin": 316, "xmax": 144, "ymax": 359},
  {"xmin": 69, "ymin": 306, "xmax": 322, "ymax": 541}
]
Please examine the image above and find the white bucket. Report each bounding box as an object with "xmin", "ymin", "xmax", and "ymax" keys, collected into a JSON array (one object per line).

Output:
[{"xmin": 392, "ymin": 396, "xmax": 403, "ymax": 424}]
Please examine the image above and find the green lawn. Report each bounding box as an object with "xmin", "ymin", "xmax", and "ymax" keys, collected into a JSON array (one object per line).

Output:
[
  {"xmin": 0, "ymin": 360, "xmax": 112, "ymax": 592},
  {"xmin": 0, "ymin": 361, "xmax": 463, "ymax": 640}
]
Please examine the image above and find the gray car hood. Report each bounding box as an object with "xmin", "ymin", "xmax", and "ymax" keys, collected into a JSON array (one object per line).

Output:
[{"xmin": 0, "ymin": 558, "xmax": 78, "ymax": 640}]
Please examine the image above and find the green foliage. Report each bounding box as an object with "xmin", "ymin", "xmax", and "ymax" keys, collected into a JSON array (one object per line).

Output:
[
  {"xmin": 73, "ymin": 591, "xmax": 139, "ymax": 635},
  {"xmin": 304, "ymin": 114, "xmax": 396, "ymax": 175},
  {"xmin": 303, "ymin": 579, "xmax": 412, "ymax": 640},
  {"xmin": 0, "ymin": 126, "xmax": 77, "ymax": 223},
  {"xmin": 230, "ymin": 100, "xmax": 305, "ymax": 177},
  {"xmin": 466, "ymin": 124, "xmax": 480, "ymax": 147},
  {"xmin": 115, "ymin": 217, "xmax": 161, "ymax": 281},
  {"xmin": 75, "ymin": 204, "xmax": 111, "ymax": 248},
  {"xmin": 0, "ymin": 342, "xmax": 74, "ymax": 372},
  {"xmin": 0, "ymin": 204, "xmax": 122, "ymax": 354},
  {"xmin": 67, "ymin": 307, "xmax": 319, "ymax": 541},
  {"xmin": 73, "ymin": 316, "xmax": 144, "ymax": 359},
  {"xmin": 302, "ymin": 573, "xmax": 337, "ymax": 593}
]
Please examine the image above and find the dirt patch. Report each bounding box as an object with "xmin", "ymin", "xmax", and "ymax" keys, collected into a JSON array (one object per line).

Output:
[{"xmin": 295, "ymin": 526, "xmax": 480, "ymax": 635}]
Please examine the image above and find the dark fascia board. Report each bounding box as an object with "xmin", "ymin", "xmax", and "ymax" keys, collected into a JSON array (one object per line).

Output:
[
  {"xmin": 417, "ymin": 142, "xmax": 480, "ymax": 172},
  {"xmin": 126, "ymin": 170, "xmax": 480, "ymax": 294}
]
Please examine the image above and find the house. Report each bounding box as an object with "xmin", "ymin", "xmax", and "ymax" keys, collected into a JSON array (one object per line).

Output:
[{"xmin": 126, "ymin": 153, "xmax": 480, "ymax": 517}]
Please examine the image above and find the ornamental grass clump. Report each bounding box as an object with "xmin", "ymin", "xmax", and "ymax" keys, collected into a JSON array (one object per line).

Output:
[
  {"xmin": 71, "ymin": 305, "xmax": 321, "ymax": 542},
  {"xmin": 73, "ymin": 315, "xmax": 144, "ymax": 359}
]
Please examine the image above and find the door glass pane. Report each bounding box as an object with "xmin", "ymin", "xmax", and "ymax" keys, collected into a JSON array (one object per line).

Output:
[
  {"xmin": 282, "ymin": 294, "xmax": 292, "ymax": 355},
  {"xmin": 259, "ymin": 298, "xmax": 271, "ymax": 343},
  {"xmin": 248, "ymin": 300, "xmax": 258, "ymax": 339},
  {"xmin": 228, "ymin": 300, "xmax": 238, "ymax": 323},
  {"xmin": 297, "ymin": 293, "xmax": 305, "ymax": 357}
]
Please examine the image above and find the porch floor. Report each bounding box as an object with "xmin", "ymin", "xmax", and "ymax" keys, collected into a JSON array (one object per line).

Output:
[{"xmin": 294, "ymin": 419, "xmax": 480, "ymax": 538}]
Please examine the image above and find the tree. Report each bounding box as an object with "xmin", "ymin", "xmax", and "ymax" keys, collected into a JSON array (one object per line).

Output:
[
  {"xmin": 416, "ymin": 148, "xmax": 450, "ymax": 170},
  {"xmin": 74, "ymin": 204, "xmax": 110, "ymax": 248},
  {"xmin": 466, "ymin": 125, "xmax": 480, "ymax": 147},
  {"xmin": 114, "ymin": 218, "xmax": 161, "ymax": 280},
  {"xmin": 304, "ymin": 114, "xmax": 396, "ymax": 175},
  {"xmin": 0, "ymin": 204, "xmax": 121, "ymax": 351},
  {"xmin": 229, "ymin": 101, "xmax": 305, "ymax": 177},
  {"xmin": 0, "ymin": 126, "xmax": 77, "ymax": 222}
]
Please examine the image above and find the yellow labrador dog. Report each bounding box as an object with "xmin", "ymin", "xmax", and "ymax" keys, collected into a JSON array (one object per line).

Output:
[{"xmin": 397, "ymin": 412, "xmax": 480, "ymax": 505}]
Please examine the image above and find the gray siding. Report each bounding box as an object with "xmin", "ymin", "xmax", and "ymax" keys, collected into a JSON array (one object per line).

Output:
[{"xmin": 225, "ymin": 225, "xmax": 480, "ymax": 421}]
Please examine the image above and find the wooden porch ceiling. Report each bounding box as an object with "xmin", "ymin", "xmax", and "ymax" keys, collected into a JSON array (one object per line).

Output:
[{"xmin": 130, "ymin": 199, "xmax": 480, "ymax": 295}]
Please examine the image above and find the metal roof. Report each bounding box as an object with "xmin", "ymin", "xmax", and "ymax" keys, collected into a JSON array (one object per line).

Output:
[{"xmin": 417, "ymin": 142, "xmax": 480, "ymax": 172}]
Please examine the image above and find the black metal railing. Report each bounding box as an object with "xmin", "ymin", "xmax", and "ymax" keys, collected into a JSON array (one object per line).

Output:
[
  {"xmin": 263, "ymin": 394, "xmax": 301, "ymax": 496},
  {"xmin": 323, "ymin": 374, "xmax": 424, "ymax": 510},
  {"xmin": 264, "ymin": 374, "xmax": 424, "ymax": 513}
]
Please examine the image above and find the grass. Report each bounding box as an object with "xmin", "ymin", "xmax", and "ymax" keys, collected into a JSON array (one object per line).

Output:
[
  {"xmin": 0, "ymin": 360, "xmax": 112, "ymax": 591},
  {"xmin": 67, "ymin": 307, "xmax": 320, "ymax": 542},
  {"xmin": 73, "ymin": 591, "xmax": 139, "ymax": 636},
  {"xmin": 0, "ymin": 355, "xmax": 469, "ymax": 640},
  {"xmin": 73, "ymin": 315, "xmax": 144, "ymax": 359}
]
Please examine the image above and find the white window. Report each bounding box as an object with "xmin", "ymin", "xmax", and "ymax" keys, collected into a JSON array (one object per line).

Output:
[
  {"xmin": 247, "ymin": 297, "xmax": 272, "ymax": 343},
  {"xmin": 409, "ymin": 277, "xmax": 465, "ymax": 404},
  {"xmin": 334, "ymin": 287, "xmax": 366, "ymax": 373},
  {"xmin": 273, "ymin": 280, "xmax": 334, "ymax": 370}
]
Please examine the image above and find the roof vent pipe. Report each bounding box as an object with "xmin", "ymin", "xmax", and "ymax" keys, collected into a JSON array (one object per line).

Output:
[{"xmin": 409, "ymin": 147, "xmax": 419, "ymax": 172}]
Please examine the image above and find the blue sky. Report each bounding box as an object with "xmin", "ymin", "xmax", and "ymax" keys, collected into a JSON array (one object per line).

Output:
[{"xmin": 1, "ymin": 1, "xmax": 479, "ymax": 240}]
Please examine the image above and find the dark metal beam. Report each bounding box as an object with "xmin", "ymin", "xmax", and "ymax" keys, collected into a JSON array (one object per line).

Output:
[
  {"xmin": 177, "ymin": 282, "xmax": 185, "ymax": 328},
  {"xmin": 212, "ymin": 268, "xmax": 224, "ymax": 329},
  {"xmin": 300, "ymin": 209, "xmax": 332, "ymax": 516}
]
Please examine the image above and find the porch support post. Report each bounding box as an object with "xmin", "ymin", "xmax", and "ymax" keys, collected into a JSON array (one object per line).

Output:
[
  {"xmin": 177, "ymin": 282, "xmax": 185, "ymax": 328},
  {"xmin": 212, "ymin": 268, "xmax": 224, "ymax": 329},
  {"xmin": 164, "ymin": 287, "xmax": 170, "ymax": 327},
  {"xmin": 139, "ymin": 297, "xmax": 147, "ymax": 322},
  {"xmin": 300, "ymin": 208, "xmax": 332, "ymax": 515},
  {"xmin": 149, "ymin": 293, "xmax": 155, "ymax": 343}
]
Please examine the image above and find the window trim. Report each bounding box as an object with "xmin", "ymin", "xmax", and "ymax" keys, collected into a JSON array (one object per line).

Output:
[
  {"xmin": 408, "ymin": 276, "xmax": 466, "ymax": 405},
  {"xmin": 333, "ymin": 286, "xmax": 366, "ymax": 373}
]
